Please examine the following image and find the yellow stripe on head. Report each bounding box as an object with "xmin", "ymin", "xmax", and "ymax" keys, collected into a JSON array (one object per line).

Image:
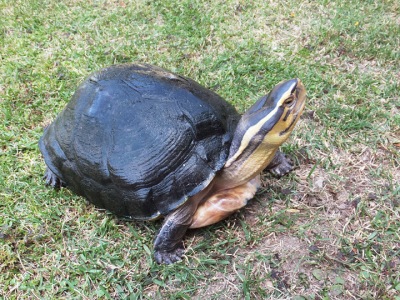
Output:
[
  {"xmin": 225, "ymin": 105, "xmax": 280, "ymax": 168},
  {"xmin": 225, "ymin": 79, "xmax": 301, "ymax": 168}
]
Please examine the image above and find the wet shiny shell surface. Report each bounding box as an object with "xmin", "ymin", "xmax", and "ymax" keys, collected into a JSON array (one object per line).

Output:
[{"xmin": 39, "ymin": 64, "xmax": 239, "ymax": 220}]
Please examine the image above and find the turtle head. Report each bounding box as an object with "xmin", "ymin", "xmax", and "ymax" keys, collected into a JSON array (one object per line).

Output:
[
  {"xmin": 242, "ymin": 78, "xmax": 306, "ymax": 146},
  {"xmin": 219, "ymin": 79, "xmax": 306, "ymax": 187}
]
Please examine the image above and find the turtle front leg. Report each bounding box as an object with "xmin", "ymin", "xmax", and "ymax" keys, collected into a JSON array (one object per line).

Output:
[
  {"xmin": 265, "ymin": 151, "xmax": 293, "ymax": 177},
  {"xmin": 43, "ymin": 167, "xmax": 65, "ymax": 188},
  {"xmin": 153, "ymin": 201, "xmax": 197, "ymax": 264}
]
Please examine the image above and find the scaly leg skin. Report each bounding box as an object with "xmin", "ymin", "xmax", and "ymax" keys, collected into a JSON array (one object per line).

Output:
[
  {"xmin": 153, "ymin": 200, "xmax": 197, "ymax": 264},
  {"xmin": 43, "ymin": 167, "xmax": 65, "ymax": 188},
  {"xmin": 190, "ymin": 176, "xmax": 261, "ymax": 229},
  {"xmin": 264, "ymin": 151, "xmax": 293, "ymax": 177}
]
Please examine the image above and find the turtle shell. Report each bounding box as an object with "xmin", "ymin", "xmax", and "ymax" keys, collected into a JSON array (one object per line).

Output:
[{"xmin": 39, "ymin": 64, "xmax": 239, "ymax": 220}]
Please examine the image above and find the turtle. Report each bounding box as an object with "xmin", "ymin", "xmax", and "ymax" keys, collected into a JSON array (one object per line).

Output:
[{"xmin": 39, "ymin": 63, "xmax": 306, "ymax": 264}]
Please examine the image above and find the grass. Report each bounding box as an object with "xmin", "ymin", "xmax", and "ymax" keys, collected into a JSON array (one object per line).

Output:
[{"xmin": 1, "ymin": 0, "xmax": 399, "ymax": 298}]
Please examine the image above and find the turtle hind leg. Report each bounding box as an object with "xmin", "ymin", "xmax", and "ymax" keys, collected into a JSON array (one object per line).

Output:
[
  {"xmin": 265, "ymin": 151, "xmax": 294, "ymax": 177},
  {"xmin": 43, "ymin": 167, "xmax": 65, "ymax": 188}
]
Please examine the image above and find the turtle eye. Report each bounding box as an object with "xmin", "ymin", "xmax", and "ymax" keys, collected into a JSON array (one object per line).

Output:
[{"xmin": 284, "ymin": 96, "xmax": 295, "ymax": 107}]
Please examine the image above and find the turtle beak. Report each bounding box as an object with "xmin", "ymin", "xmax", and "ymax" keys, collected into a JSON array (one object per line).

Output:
[{"xmin": 292, "ymin": 79, "xmax": 306, "ymax": 116}]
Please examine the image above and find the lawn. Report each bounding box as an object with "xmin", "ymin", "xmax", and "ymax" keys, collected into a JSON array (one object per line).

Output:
[{"xmin": 1, "ymin": 0, "xmax": 399, "ymax": 299}]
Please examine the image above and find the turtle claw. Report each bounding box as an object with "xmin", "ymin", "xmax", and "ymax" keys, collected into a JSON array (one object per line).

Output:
[
  {"xmin": 268, "ymin": 158, "xmax": 293, "ymax": 177},
  {"xmin": 154, "ymin": 247, "xmax": 185, "ymax": 264},
  {"xmin": 43, "ymin": 167, "xmax": 65, "ymax": 188},
  {"xmin": 265, "ymin": 151, "xmax": 294, "ymax": 177}
]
